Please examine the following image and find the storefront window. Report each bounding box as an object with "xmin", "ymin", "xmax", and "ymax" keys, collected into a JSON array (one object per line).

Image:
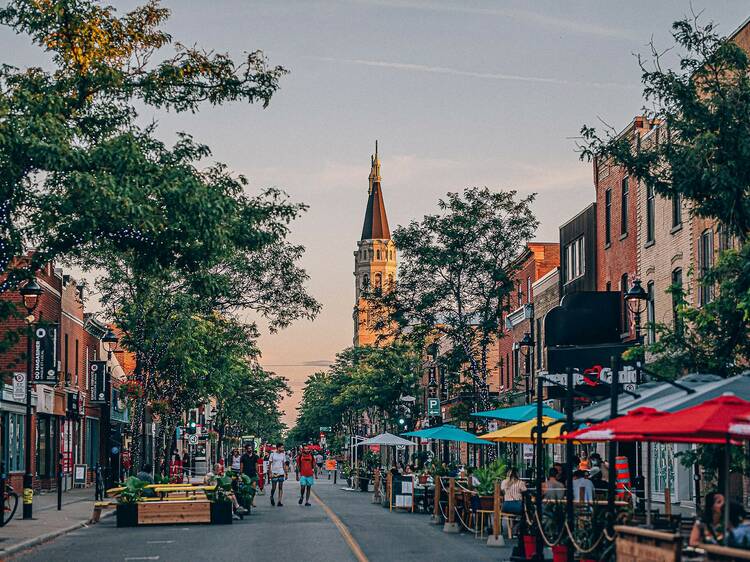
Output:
[
  {"xmin": 4, "ymin": 413, "xmax": 25, "ymax": 472},
  {"xmin": 86, "ymin": 418, "xmax": 100, "ymax": 467},
  {"xmin": 652, "ymin": 442, "xmax": 675, "ymax": 495}
]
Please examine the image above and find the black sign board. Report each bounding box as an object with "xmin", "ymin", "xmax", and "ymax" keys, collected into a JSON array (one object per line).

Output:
[
  {"xmin": 33, "ymin": 324, "xmax": 58, "ymax": 385},
  {"xmin": 89, "ymin": 361, "xmax": 107, "ymax": 404},
  {"xmin": 67, "ymin": 391, "xmax": 80, "ymax": 417}
]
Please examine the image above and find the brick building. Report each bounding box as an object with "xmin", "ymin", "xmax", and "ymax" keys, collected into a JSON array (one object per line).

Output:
[
  {"xmin": 0, "ymin": 263, "xmax": 121, "ymax": 491},
  {"xmin": 496, "ymin": 242, "xmax": 560, "ymax": 404},
  {"xmin": 594, "ymin": 116, "xmax": 655, "ymax": 339}
]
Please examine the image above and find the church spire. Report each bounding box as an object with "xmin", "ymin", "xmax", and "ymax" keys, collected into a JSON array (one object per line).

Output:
[{"xmin": 361, "ymin": 141, "xmax": 390, "ymax": 241}]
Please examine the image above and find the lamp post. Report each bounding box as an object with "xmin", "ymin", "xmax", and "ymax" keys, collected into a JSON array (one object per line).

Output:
[
  {"xmin": 624, "ymin": 279, "xmax": 649, "ymax": 342},
  {"xmin": 20, "ymin": 278, "xmax": 42, "ymax": 520},
  {"xmin": 518, "ymin": 332, "xmax": 543, "ymax": 561},
  {"xmin": 101, "ymin": 328, "xmax": 118, "ymax": 490}
]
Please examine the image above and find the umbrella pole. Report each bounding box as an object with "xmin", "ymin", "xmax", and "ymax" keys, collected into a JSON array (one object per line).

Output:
[
  {"xmin": 724, "ymin": 436, "xmax": 730, "ymax": 545},
  {"xmin": 646, "ymin": 441, "xmax": 652, "ymax": 528}
]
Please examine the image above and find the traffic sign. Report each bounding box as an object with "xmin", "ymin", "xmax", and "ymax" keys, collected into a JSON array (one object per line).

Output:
[
  {"xmin": 188, "ymin": 433, "xmax": 198, "ymax": 445},
  {"xmin": 319, "ymin": 426, "xmax": 331, "ymax": 432},
  {"xmin": 427, "ymin": 398, "xmax": 440, "ymax": 417}
]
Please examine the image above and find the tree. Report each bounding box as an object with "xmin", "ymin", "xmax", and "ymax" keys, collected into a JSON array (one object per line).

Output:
[
  {"xmin": 367, "ymin": 187, "xmax": 537, "ymax": 411},
  {"xmin": 0, "ymin": 0, "xmax": 286, "ymax": 342},
  {"xmin": 580, "ymin": 17, "xmax": 750, "ymax": 377}
]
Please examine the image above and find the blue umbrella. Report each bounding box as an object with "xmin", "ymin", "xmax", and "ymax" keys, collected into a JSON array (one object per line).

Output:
[
  {"xmin": 402, "ymin": 424, "xmax": 487, "ymax": 445},
  {"xmin": 471, "ymin": 404, "xmax": 564, "ymax": 422}
]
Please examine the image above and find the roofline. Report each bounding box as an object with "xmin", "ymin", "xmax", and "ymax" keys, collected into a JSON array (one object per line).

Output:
[
  {"xmin": 559, "ymin": 202, "xmax": 596, "ymax": 230},
  {"xmin": 728, "ymin": 15, "xmax": 750, "ymax": 41}
]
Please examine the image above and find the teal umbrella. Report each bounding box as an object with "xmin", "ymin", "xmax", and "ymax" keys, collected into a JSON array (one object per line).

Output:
[
  {"xmin": 402, "ymin": 424, "xmax": 487, "ymax": 445},
  {"xmin": 471, "ymin": 404, "xmax": 564, "ymax": 422}
]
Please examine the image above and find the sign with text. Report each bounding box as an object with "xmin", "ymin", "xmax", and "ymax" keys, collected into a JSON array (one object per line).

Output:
[
  {"xmin": 540, "ymin": 365, "xmax": 638, "ymax": 399},
  {"xmin": 12, "ymin": 372, "xmax": 25, "ymax": 402},
  {"xmin": 33, "ymin": 324, "xmax": 58, "ymax": 385},
  {"xmin": 67, "ymin": 391, "xmax": 80, "ymax": 417},
  {"xmin": 427, "ymin": 398, "xmax": 440, "ymax": 417},
  {"xmin": 89, "ymin": 361, "xmax": 107, "ymax": 404}
]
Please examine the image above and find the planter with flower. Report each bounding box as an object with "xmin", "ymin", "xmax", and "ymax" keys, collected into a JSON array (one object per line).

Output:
[
  {"xmin": 472, "ymin": 459, "xmax": 507, "ymax": 511},
  {"xmin": 119, "ymin": 379, "xmax": 145, "ymax": 401}
]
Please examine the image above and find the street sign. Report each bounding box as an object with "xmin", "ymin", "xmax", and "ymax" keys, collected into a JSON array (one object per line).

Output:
[
  {"xmin": 12, "ymin": 372, "xmax": 25, "ymax": 402},
  {"xmin": 319, "ymin": 426, "xmax": 331, "ymax": 432},
  {"xmin": 188, "ymin": 433, "xmax": 198, "ymax": 445},
  {"xmin": 427, "ymin": 398, "xmax": 440, "ymax": 417},
  {"xmin": 88, "ymin": 361, "xmax": 107, "ymax": 404},
  {"xmin": 522, "ymin": 443, "xmax": 534, "ymax": 461},
  {"xmin": 33, "ymin": 324, "xmax": 59, "ymax": 385}
]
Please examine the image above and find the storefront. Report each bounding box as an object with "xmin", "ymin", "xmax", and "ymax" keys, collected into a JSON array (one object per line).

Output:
[
  {"xmin": 0, "ymin": 383, "xmax": 35, "ymax": 490},
  {"xmin": 34, "ymin": 385, "xmax": 59, "ymax": 487}
]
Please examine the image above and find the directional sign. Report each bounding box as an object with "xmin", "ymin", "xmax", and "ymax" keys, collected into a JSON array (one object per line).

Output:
[
  {"xmin": 427, "ymin": 398, "xmax": 440, "ymax": 417},
  {"xmin": 319, "ymin": 427, "xmax": 331, "ymax": 432}
]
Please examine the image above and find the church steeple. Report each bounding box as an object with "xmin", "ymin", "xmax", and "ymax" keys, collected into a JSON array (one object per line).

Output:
[{"xmin": 361, "ymin": 140, "xmax": 391, "ymax": 241}]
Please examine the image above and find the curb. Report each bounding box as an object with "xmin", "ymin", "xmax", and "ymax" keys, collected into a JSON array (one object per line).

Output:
[{"xmin": 0, "ymin": 510, "xmax": 114, "ymax": 561}]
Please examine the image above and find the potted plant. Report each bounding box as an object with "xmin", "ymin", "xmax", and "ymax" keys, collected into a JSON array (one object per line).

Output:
[
  {"xmin": 116, "ymin": 476, "xmax": 147, "ymax": 527},
  {"xmin": 472, "ymin": 459, "xmax": 507, "ymax": 510},
  {"xmin": 206, "ymin": 475, "xmax": 234, "ymax": 524}
]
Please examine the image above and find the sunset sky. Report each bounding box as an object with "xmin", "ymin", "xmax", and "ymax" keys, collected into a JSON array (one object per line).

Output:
[{"xmin": 3, "ymin": 0, "xmax": 747, "ymax": 427}]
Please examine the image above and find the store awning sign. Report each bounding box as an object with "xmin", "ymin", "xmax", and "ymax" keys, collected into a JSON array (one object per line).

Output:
[
  {"xmin": 89, "ymin": 360, "xmax": 107, "ymax": 404},
  {"xmin": 33, "ymin": 324, "xmax": 59, "ymax": 385}
]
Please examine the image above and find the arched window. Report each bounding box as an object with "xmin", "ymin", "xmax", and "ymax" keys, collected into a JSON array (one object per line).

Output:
[
  {"xmin": 362, "ymin": 274, "xmax": 369, "ymax": 288},
  {"xmin": 376, "ymin": 249, "xmax": 381, "ymax": 260},
  {"xmin": 375, "ymin": 273, "xmax": 382, "ymax": 287}
]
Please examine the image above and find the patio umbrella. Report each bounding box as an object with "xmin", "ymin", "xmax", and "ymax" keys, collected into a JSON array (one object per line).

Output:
[
  {"xmin": 479, "ymin": 416, "xmax": 569, "ymax": 444},
  {"xmin": 579, "ymin": 394, "xmax": 750, "ymax": 537},
  {"xmin": 357, "ymin": 432, "xmax": 416, "ymax": 447},
  {"xmin": 472, "ymin": 404, "xmax": 565, "ymax": 422},
  {"xmin": 402, "ymin": 424, "xmax": 487, "ymax": 445}
]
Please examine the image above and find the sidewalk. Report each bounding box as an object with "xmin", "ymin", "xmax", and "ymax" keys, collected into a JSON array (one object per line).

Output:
[{"xmin": 0, "ymin": 486, "xmax": 109, "ymax": 560}]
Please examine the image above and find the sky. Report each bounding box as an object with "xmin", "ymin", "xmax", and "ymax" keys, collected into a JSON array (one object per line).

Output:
[{"xmin": 2, "ymin": 1, "xmax": 748, "ymax": 427}]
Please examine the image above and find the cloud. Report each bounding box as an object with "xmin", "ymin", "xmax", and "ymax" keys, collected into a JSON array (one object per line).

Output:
[
  {"xmin": 309, "ymin": 56, "xmax": 638, "ymax": 90},
  {"xmin": 339, "ymin": 0, "xmax": 632, "ymax": 40}
]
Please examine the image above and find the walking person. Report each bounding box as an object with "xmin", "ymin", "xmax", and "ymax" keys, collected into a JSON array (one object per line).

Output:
[
  {"xmin": 297, "ymin": 445, "xmax": 317, "ymax": 506},
  {"xmin": 268, "ymin": 443, "xmax": 289, "ymax": 507},
  {"xmin": 239, "ymin": 444, "xmax": 259, "ymax": 508},
  {"xmin": 229, "ymin": 448, "xmax": 241, "ymax": 473},
  {"xmin": 315, "ymin": 450, "xmax": 324, "ymax": 476}
]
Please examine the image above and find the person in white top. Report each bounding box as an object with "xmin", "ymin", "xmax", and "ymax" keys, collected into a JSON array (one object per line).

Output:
[
  {"xmin": 229, "ymin": 449, "xmax": 241, "ymax": 472},
  {"xmin": 267, "ymin": 443, "xmax": 289, "ymax": 506},
  {"xmin": 500, "ymin": 468, "xmax": 527, "ymax": 514},
  {"xmin": 572, "ymin": 470, "xmax": 595, "ymax": 503}
]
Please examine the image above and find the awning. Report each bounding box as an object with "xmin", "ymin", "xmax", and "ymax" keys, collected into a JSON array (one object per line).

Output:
[{"xmin": 564, "ymin": 407, "xmax": 667, "ymax": 442}]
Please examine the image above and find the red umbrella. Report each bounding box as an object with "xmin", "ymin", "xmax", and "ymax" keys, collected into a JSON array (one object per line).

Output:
[
  {"xmin": 633, "ymin": 394, "xmax": 750, "ymax": 444},
  {"xmin": 729, "ymin": 412, "xmax": 750, "ymax": 438},
  {"xmin": 564, "ymin": 407, "xmax": 667, "ymax": 442}
]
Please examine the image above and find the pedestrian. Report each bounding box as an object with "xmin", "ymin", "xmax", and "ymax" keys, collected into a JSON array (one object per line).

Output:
[
  {"xmin": 229, "ymin": 448, "xmax": 241, "ymax": 473},
  {"xmin": 572, "ymin": 469, "xmax": 594, "ymax": 503},
  {"xmin": 588, "ymin": 466, "xmax": 608, "ymax": 493},
  {"xmin": 297, "ymin": 445, "xmax": 317, "ymax": 506},
  {"xmin": 589, "ymin": 452, "xmax": 609, "ymax": 481},
  {"xmin": 315, "ymin": 450, "xmax": 324, "ymax": 475},
  {"xmin": 553, "ymin": 462, "xmax": 566, "ymax": 485},
  {"xmin": 239, "ymin": 444, "xmax": 259, "ymax": 508},
  {"xmin": 578, "ymin": 450, "xmax": 591, "ymax": 471},
  {"xmin": 500, "ymin": 467, "xmax": 526, "ymax": 514},
  {"xmin": 268, "ymin": 442, "xmax": 289, "ymax": 507}
]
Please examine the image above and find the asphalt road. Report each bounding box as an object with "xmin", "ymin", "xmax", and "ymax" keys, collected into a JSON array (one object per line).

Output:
[{"xmin": 13, "ymin": 478, "xmax": 513, "ymax": 562}]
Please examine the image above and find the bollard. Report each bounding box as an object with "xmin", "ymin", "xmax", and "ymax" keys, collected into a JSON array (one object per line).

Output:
[
  {"xmin": 433, "ymin": 476, "xmax": 442, "ymax": 524},
  {"xmin": 487, "ymin": 480, "xmax": 504, "ymax": 546},
  {"xmin": 443, "ymin": 477, "xmax": 459, "ymax": 533},
  {"xmin": 333, "ymin": 468, "xmax": 337, "ymax": 485}
]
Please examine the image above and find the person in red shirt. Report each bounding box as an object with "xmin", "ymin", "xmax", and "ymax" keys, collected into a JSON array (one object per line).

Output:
[{"xmin": 296, "ymin": 445, "xmax": 317, "ymax": 506}]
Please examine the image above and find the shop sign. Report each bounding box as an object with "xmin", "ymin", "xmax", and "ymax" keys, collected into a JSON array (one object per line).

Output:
[
  {"xmin": 89, "ymin": 361, "xmax": 107, "ymax": 404},
  {"xmin": 33, "ymin": 324, "xmax": 59, "ymax": 385},
  {"xmin": 522, "ymin": 444, "xmax": 534, "ymax": 461},
  {"xmin": 541, "ymin": 365, "xmax": 638, "ymax": 392}
]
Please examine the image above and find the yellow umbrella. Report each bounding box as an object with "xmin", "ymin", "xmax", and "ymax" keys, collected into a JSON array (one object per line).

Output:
[{"xmin": 479, "ymin": 416, "xmax": 569, "ymax": 444}]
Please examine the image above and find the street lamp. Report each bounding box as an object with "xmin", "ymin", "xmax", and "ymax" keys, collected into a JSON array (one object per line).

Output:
[
  {"xmin": 20, "ymin": 278, "xmax": 42, "ymax": 520},
  {"xmin": 101, "ymin": 328, "xmax": 119, "ymax": 489},
  {"xmin": 519, "ymin": 330, "xmax": 544, "ymax": 561},
  {"xmin": 518, "ymin": 331, "xmax": 534, "ymax": 403},
  {"xmin": 625, "ymin": 279, "xmax": 649, "ymax": 341}
]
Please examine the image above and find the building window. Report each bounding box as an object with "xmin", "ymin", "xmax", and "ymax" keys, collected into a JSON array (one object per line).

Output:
[
  {"xmin": 517, "ymin": 281, "xmax": 522, "ymax": 307},
  {"xmin": 699, "ymin": 229, "xmax": 714, "ymax": 305},
  {"xmin": 621, "ymin": 273, "xmax": 629, "ymax": 334},
  {"xmin": 606, "ymin": 281, "xmax": 611, "ymax": 292},
  {"xmin": 564, "ymin": 236, "xmax": 585, "ymax": 282},
  {"xmin": 646, "ymin": 184, "xmax": 655, "ymax": 244},
  {"xmin": 718, "ymin": 225, "xmax": 732, "ymax": 253},
  {"xmin": 620, "ymin": 177, "xmax": 629, "ymax": 236},
  {"xmin": 3, "ymin": 413, "xmax": 25, "ymax": 472},
  {"xmin": 672, "ymin": 268, "xmax": 683, "ymax": 334},
  {"xmin": 646, "ymin": 281, "xmax": 655, "ymax": 344},
  {"xmin": 374, "ymin": 273, "xmax": 382, "ymax": 288},
  {"xmin": 605, "ymin": 189, "xmax": 612, "ymax": 245},
  {"xmin": 74, "ymin": 339, "xmax": 79, "ymax": 386},
  {"xmin": 362, "ymin": 274, "xmax": 369, "ymax": 288},
  {"xmin": 376, "ymin": 249, "xmax": 381, "ymax": 260},
  {"xmin": 505, "ymin": 353, "xmax": 510, "ymax": 389},
  {"xmin": 672, "ymin": 193, "xmax": 682, "ymax": 228}
]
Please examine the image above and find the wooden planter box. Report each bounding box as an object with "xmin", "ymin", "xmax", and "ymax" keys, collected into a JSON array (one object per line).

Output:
[{"xmin": 116, "ymin": 500, "xmax": 225, "ymax": 527}]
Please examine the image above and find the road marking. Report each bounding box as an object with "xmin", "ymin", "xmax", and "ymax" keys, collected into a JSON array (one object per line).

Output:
[
  {"xmin": 124, "ymin": 558, "xmax": 159, "ymax": 561},
  {"xmin": 311, "ymin": 490, "xmax": 369, "ymax": 562},
  {"xmin": 146, "ymin": 540, "xmax": 175, "ymax": 544}
]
